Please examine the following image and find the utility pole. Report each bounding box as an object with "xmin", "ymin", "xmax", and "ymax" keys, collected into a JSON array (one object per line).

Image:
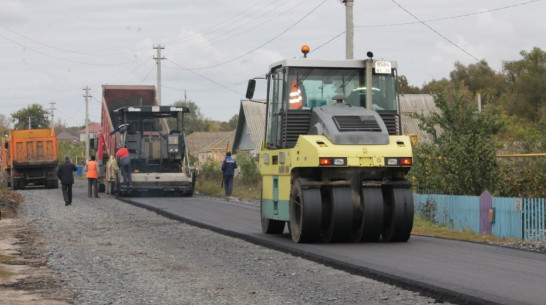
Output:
[
  {"xmin": 341, "ymin": 0, "xmax": 354, "ymax": 59},
  {"xmin": 153, "ymin": 45, "xmax": 166, "ymax": 105},
  {"xmin": 83, "ymin": 87, "xmax": 92, "ymax": 163},
  {"xmin": 49, "ymin": 102, "xmax": 56, "ymax": 130}
]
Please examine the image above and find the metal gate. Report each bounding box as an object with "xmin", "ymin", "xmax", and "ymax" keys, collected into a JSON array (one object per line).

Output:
[{"xmin": 523, "ymin": 198, "xmax": 546, "ymax": 241}]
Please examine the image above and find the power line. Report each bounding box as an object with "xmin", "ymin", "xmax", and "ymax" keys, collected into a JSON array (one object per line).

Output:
[
  {"xmin": 167, "ymin": 60, "xmax": 243, "ymax": 96},
  {"xmin": 168, "ymin": 0, "xmax": 302, "ymax": 56},
  {"xmin": 390, "ymin": 0, "xmax": 479, "ymax": 61},
  {"xmin": 313, "ymin": 0, "xmax": 541, "ymax": 53},
  {"xmin": 171, "ymin": 0, "xmax": 328, "ymax": 71},
  {"xmin": 0, "ymin": 31, "xmax": 138, "ymax": 65},
  {"xmin": 0, "ymin": 24, "xmax": 139, "ymax": 56},
  {"xmin": 360, "ymin": 0, "xmax": 541, "ymax": 28}
]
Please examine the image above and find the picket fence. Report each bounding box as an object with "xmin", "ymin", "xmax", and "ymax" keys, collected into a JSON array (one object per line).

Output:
[{"xmin": 413, "ymin": 192, "xmax": 546, "ymax": 241}]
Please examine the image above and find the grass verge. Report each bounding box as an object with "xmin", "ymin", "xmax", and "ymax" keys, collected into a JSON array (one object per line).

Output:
[{"xmin": 412, "ymin": 216, "xmax": 520, "ymax": 243}]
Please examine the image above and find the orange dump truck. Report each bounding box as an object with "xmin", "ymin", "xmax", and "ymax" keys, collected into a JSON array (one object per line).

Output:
[{"xmin": 1, "ymin": 128, "xmax": 59, "ymax": 190}]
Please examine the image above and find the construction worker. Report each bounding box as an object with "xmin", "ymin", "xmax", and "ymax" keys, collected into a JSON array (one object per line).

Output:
[
  {"xmin": 116, "ymin": 146, "xmax": 132, "ymax": 187},
  {"xmin": 57, "ymin": 155, "xmax": 77, "ymax": 206},
  {"xmin": 221, "ymin": 151, "xmax": 237, "ymax": 197},
  {"xmin": 288, "ymin": 77, "xmax": 303, "ymax": 109},
  {"xmin": 85, "ymin": 155, "xmax": 99, "ymax": 198}
]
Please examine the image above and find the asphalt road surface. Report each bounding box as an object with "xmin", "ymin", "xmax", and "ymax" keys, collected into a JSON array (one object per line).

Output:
[{"xmin": 123, "ymin": 195, "xmax": 546, "ymax": 305}]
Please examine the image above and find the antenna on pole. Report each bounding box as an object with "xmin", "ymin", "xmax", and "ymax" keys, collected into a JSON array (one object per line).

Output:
[{"xmin": 153, "ymin": 45, "xmax": 166, "ymax": 105}]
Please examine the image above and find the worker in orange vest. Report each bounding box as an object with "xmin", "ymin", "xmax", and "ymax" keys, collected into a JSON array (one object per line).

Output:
[
  {"xmin": 85, "ymin": 155, "xmax": 99, "ymax": 198},
  {"xmin": 288, "ymin": 77, "xmax": 303, "ymax": 109}
]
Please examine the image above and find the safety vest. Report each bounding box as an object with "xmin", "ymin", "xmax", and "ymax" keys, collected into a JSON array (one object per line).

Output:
[
  {"xmin": 86, "ymin": 160, "xmax": 99, "ymax": 179},
  {"xmin": 289, "ymin": 79, "xmax": 303, "ymax": 109}
]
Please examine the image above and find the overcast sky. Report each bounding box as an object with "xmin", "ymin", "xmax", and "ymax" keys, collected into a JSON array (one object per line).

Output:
[{"xmin": 1, "ymin": 0, "xmax": 544, "ymax": 126}]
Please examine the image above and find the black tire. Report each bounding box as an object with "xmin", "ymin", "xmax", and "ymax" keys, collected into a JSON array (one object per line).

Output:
[
  {"xmin": 289, "ymin": 178, "xmax": 322, "ymax": 243},
  {"xmin": 261, "ymin": 199, "xmax": 285, "ymax": 234},
  {"xmin": 382, "ymin": 186, "xmax": 414, "ymax": 242},
  {"xmin": 358, "ymin": 187, "xmax": 384, "ymax": 242},
  {"xmin": 321, "ymin": 186, "xmax": 353, "ymax": 243}
]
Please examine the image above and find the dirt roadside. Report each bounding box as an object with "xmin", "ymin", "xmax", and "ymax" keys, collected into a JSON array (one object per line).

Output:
[{"xmin": 0, "ymin": 190, "xmax": 74, "ymax": 305}]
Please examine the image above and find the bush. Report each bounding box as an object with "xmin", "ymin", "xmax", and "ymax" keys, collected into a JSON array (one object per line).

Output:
[{"xmin": 235, "ymin": 151, "xmax": 260, "ymax": 185}]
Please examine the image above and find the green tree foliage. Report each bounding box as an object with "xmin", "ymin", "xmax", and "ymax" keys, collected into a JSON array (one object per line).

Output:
[
  {"xmin": 410, "ymin": 87, "xmax": 504, "ymax": 195},
  {"xmin": 235, "ymin": 151, "xmax": 260, "ymax": 185},
  {"xmin": 495, "ymin": 114, "xmax": 546, "ymax": 197},
  {"xmin": 449, "ymin": 60, "xmax": 506, "ymax": 105},
  {"xmin": 11, "ymin": 104, "xmax": 50, "ymax": 129},
  {"xmin": 421, "ymin": 78, "xmax": 452, "ymax": 94},
  {"xmin": 58, "ymin": 140, "xmax": 85, "ymax": 165},
  {"xmin": 172, "ymin": 100, "xmax": 213, "ymax": 132},
  {"xmin": 503, "ymin": 47, "xmax": 546, "ymax": 122},
  {"xmin": 397, "ymin": 75, "xmax": 421, "ymax": 94},
  {"xmin": 228, "ymin": 115, "xmax": 238, "ymax": 130},
  {"xmin": 199, "ymin": 158, "xmax": 222, "ymax": 181},
  {"xmin": 0, "ymin": 114, "xmax": 11, "ymax": 136}
]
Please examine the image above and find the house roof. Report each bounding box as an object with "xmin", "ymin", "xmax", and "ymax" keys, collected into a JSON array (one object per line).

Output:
[
  {"xmin": 399, "ymin": 94, "xmax": 439, "ymax": 143},
  {"xmin": 78, "ymin": 122, "xmax": 102, "ymax": 133},
  {"xmin": 185, "ymin": 130, "xmax": 236, "ymax": 157},
  {"xmin": 57, "ymin": 131, "xmax": 79, "ymax": 141},
  {"xmin": 232, "ymin": 100, "xmax": 266, "ymax": 154}
]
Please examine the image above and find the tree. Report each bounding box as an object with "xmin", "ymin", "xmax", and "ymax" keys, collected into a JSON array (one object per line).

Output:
[
  {"xmin": 449, "ymin": 60, "xmax": 506, "ymax": 105},
  {"xmin": 218, "ymin": 115, "xmax": 239, "ymax": 131},
  {"xmin": 410, "ymin": 87, "xmax": 504, "ymax": 195},
  {"xmin": 11, "ymin": 104, "xmax": 50, "ymax": 130},
  {"xmin": 421, "ymin": 78, "xmax": 452, "ymax": 94},
  {"xmin": 397, "ymin": 75, "xmax": 421, "ymax": 94},
  {"xmin": 172, "ymin": 100, "xmax": 213, "ymax": 132},
  {"xmin": 503, "ymin": 47, "xmax": 546, "ymax": 122},
  {"xmin": 0, "ymin": 114, "xmax": 11, "ymax": 136}
]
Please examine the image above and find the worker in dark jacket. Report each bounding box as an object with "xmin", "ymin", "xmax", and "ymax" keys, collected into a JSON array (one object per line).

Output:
[
  {"xmin": 221, "ymin": 151, "xmax": 237, "ymax": 196},
  {"xmin": 57, "ymin": 155, "xmax": 77, "ymax": 206}
]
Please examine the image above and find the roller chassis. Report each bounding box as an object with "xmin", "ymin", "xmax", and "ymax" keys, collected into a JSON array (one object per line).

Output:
[{"xmin": 260, "ymin": 141, "xmax": 414, "ymax": 244}]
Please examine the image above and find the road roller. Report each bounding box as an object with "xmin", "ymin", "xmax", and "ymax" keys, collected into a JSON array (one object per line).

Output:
[{"xmin": 245, "ymin": 46, "xmax": 414, "ymax": 243}]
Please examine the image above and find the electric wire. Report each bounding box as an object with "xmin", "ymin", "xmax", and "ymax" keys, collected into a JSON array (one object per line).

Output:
[
  {"xmin": 166, "ymin": 60, "xmax": 243, "ymax": 95},
  {"xmin": 163, "ymin": 0, "xmax": 270, "ymax": 46},
  {"xmin": 171, "ymin": 0, "xmax": 328, "ymax": 71},
  {"xmin": 312, "ymin": 0, "xmax": 541, "ymax": 53},
  {"xmin": 168, "ymin": 0, "xmax": 299, "ymax": 56},
  {"xmin": 390, "ymin": 0, "xmax": 479, "ymax": 61},
  {"xmin": 0, "ymin": 31, "xmax": 138, "ymax": 65}
]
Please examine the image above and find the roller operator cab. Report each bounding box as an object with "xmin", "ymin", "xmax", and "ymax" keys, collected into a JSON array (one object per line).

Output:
[{"xmin": 246, "ymin": 47, "xmax": 414, "ymax": 243}]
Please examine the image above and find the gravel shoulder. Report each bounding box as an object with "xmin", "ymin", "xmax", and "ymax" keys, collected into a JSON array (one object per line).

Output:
[{"xmin": 2, "ymin": 179, "xmax": 454, "ymax": 305}]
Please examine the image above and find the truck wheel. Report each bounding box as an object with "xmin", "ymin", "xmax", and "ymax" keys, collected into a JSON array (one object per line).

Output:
[{"xmin": 289, "ymin": 178, "xmax": 322, "ymax": 243}]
